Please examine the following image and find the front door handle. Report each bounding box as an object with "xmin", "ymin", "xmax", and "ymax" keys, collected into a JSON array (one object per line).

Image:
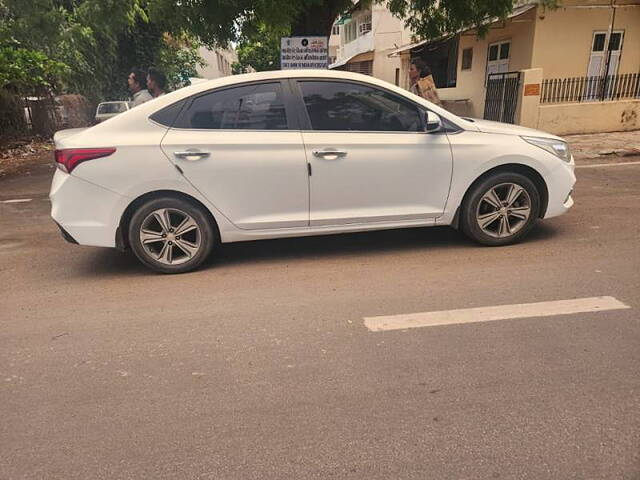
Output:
[
  {"xmin": 312, "ymin": 149, "xmax": 347, "ymax": 160},
  {"xmin": 173, "ymin": 150, "xmax": 210, "ymax": 160}
]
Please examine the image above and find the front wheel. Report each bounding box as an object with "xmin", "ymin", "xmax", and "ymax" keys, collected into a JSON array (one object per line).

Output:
[
  {"xmin": 461, "ymin": 172, "xmax": 541, "ymax": 246},
  {"xmin": 128, "ymin": 196, "xmax": 216, "ymax": 273}
]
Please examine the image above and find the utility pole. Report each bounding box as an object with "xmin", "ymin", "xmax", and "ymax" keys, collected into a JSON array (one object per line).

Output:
[{"xmin": 601, "ymin": 0, "xmax": 617, "ymax": 100}]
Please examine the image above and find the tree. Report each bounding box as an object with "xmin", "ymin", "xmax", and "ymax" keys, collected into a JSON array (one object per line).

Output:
[
  {"xmin": 232, "ymin": 24, "xmax": 284, "ymax": 73},
  {"xmin": 153, "ymin": 0, "xmax": 536, "ymax": 48},
  {"xmin": 0, "ymin": 0, "xmax": 203, "ymax": 102},
  {"xmin": 0, "ymin": 47, "xmax": 68, "ymax": 94}
]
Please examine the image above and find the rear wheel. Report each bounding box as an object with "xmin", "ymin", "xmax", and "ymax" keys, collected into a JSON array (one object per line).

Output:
[
  {"xmin": 461, "ymin": 172, "xmax": 541, "ymax": 246},
  {"xmin": 128, "ymin": 196, "xmax": 216, "ymax": 273}
]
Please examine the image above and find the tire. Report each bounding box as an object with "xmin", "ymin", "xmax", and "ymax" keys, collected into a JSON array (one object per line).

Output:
[
  {"xmin": 128, "ymin": 196, "xmax": 216, "ymax": 274},
  {"xmin": 460, "ymin": 172, "xmax": 541, "ymax": 246}
]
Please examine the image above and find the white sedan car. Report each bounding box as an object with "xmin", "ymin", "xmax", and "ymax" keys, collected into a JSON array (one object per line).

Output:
[{"xmin": 51, "ymin": 70, "xmax": 575, "ymax": 273}]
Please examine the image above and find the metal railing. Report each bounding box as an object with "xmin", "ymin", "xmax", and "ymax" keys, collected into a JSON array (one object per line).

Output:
[{"xmin": 541, "ymin": 73, "xmax": 640, "ymax": 104}]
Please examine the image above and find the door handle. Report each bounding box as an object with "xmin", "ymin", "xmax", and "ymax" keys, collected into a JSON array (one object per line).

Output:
[
  {"xmin": 173, "ymin": 150, "xmax": 210, "ymax": 160},
  {"xmin": 312, "ymin": 149, "xmax": 347, "ymax": 160}
]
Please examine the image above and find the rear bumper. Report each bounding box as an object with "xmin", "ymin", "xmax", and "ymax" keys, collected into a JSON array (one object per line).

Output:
[
  {"xmin": 49, "ymin": 169, "xmax": 129, "ymax": 248},
  {"xmin": 54, "ymin": 221, "xmax": 79, "ymax": 244}
]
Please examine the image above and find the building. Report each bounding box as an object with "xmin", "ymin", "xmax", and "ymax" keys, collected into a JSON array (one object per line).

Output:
[
  {"xmin": 329, "ymin": 2, "xmax": 413, "ymax": 86},
  {"xmin": 196, "ymin": 46, "xmax": 237, "ymax": 79},
  {"xmin": 390, "ymin": 0, "xmax": 640, "ymax": 134}
]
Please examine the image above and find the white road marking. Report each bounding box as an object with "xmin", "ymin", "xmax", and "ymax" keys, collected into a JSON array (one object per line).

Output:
[
  {"xmin": 0, "ymin": 198, "xmax": 32, "ymax": 204},
  {"xmin": 576, "ymin": 160, "xmax": 640, "ymax": 169},
  {"xmin": 364, "ymin": 296, "xmax": 630, "ymax": 332}
]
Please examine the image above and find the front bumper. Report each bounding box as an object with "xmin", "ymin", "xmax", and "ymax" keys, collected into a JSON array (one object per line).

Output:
[
  {"xmin": 49, "ymin": 169, "xmax": 129, "ymax": 248},
  {"xmin": 543, "ymin": 158, "xmax": 576, "ymax": 219}
]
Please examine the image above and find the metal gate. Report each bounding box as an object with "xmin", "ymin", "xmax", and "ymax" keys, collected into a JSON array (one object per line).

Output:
[{"xmin": 484, "ymin": 72, "xmax": 521, "ymax": 123}]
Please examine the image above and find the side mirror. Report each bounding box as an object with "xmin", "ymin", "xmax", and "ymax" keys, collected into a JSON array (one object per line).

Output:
[{"xmin": 425, "ymin": 111, "xmax": 442, "ymax": 132}]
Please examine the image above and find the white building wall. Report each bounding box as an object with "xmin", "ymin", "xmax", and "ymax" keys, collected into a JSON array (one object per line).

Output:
[
  {"xmin": 331, "ymin": 4, "xmax": 413, "ymax": 86},
  {"xmin": 196, "ymin": 47, "xmax": 237, "ymax": 79}
]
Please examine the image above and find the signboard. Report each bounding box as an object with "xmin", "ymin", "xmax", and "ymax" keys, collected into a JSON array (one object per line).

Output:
[
  {"xmin": 281, "ymin": 37, "xmax": 328, "ymax": 70},
  {"xmin": 524, "ymin": 83, "xmax": 541, "ymax": 96}
]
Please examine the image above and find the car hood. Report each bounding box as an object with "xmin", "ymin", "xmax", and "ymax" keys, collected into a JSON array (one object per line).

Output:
[{"xmin": 463, "ymin": 118, "xmax": 563, "ymax": 141}]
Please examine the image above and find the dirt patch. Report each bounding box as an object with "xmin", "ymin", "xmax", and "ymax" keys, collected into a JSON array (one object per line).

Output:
[{"xmin": 0, "ymin": 138, "xmax": 54, "ymax": 178}]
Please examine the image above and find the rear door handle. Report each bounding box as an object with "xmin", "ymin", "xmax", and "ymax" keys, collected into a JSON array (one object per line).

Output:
[
  {"xmin": 173, "ymin": 150, "xmax": 210, "ymax": 160},
  {"xmin": 312, "ymin": 149, "xmax": 347, "ymax": 160}
]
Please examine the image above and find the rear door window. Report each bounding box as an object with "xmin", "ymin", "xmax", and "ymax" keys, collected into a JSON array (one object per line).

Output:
[
  {"xmin": 174, "ymin": 82, "xmax": 289, "ymax": 130},
  {"xmin": 149, "ymin": 99, "xmax": 187, "ymax": 127}
]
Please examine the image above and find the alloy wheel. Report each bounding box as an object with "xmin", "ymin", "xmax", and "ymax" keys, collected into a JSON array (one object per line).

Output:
[
  {"xmin": 475, "ymin": 182, "xmax": 532, "ymax": 238},
  {"xmin": 139, "ymin": 208, "xmax": 202, "ymax": 265}
]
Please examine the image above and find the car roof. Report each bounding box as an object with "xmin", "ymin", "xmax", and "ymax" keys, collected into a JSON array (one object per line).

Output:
[{"xmin": 181, "ymin": 69, "xmax": 403, "ymax": 98}]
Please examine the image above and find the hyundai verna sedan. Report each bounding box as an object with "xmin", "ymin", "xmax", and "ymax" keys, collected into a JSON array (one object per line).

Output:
[{"xmin": 50, "ymin": 70, "xmax": 575, "ymax": 273}]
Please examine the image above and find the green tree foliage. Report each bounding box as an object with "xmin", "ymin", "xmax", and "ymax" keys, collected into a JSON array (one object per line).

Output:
[
  {"xmin": 232, "ymin": 24, "xmax": 285, "ymax": 73},
  {"xmin": 154, "ymin": 0, "xmax": 553, "ymax": 46},
  {"xmin": 0, "ymin": 0, "xmax": 203, "ymax": 102},
  {"xmin": 155, "ymin": 0, "xmax": 556, "ymax": 72},
  {"xmin": 153, "ymin": 0, "xmax": 350, "ymax": 42},
  {"xmin": 387, "ymin": 0, "xmax": 513, "ymax": 40},
  {"xmin": 0, "ymin": 47, "xmax": 68, "ymax": 93}
]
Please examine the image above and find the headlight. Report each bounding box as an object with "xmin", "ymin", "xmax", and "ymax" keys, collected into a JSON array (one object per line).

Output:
[{"xmin": 522, "ymin": 136, "xmax": 571, "ymax": 162}]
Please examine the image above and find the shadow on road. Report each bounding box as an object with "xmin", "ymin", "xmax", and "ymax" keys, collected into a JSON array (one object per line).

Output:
[
  {"xmin": 214, "ymin": 226, "xmax": 466, "ymax": 267},
  {"xmin": 71, "ymin": 222, "xmax": 561, "ymax": 277}
]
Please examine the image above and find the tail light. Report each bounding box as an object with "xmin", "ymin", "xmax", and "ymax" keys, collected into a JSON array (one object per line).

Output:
[{"xmin": 54, "ymin": 148, "xmax": 116, "ymax": 173}]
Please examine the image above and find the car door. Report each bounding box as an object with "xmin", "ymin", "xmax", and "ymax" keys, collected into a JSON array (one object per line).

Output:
[
  {"xmin": 292, "ymin": 79, "xmax": 453, "ymax": 226},
  {"xmin": 161, "ymin": 81, "xmax": 309, "ymax": 230}
]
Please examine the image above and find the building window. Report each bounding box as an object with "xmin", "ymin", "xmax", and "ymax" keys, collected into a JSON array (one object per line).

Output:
[
  {"xmin": 358, "ymin": 14, "xmax": 372, "ymax": 35},
  {"xmin": 344, "ymin": 21, "xmax": 357, "ymax": 43},
  {"xmin": 461, "ymin": 48, "xmax": 473, "ymax": 70},
  {"xmin": 216, "ymin": 53, "xmax": 222, "ymax": 72},
  {"xmin": 592, "ymin": 33, "xmax": 606, "ymax": 52},
  {"xmin": 395, "ymin": 68, "xmax": 400, "ymax": 86},
  {"xmin": 332, "ymin": 25, "xmax": 340, "ymax": 35},
  {"xmin": 345, "ymin": 60, "xmax": 373, "ymax": 76},
  {"xmin": 486, "ymin": 40, "xmax": 510, "ymax": 80},
  {"xmin": 588, "ymin": 30, "xmax": 624, "ymax": 79},
  {"xmin": 414, "ymin": 35, "xmax": 458, "ymax": 88}
]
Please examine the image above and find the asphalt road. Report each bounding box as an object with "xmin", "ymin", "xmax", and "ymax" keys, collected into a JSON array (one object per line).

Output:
[{"xmin": 1, "ymin": 159, "xmax": 639, "ymax": 479}]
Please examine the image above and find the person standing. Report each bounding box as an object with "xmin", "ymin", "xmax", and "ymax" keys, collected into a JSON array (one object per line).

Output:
[
  {"xmin": 128, "ymin": 68, "xmax": 153, "ymax": 106},
  {"xmin": 408, "ymin": 58, "xmax": 442, "ymax": 107},
  {"xmin": 147, "ymin": 67, "xmax": 167, "ymax": 98}
]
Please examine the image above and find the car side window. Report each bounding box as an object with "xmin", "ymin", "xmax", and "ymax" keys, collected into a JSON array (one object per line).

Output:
[
  {"xmin": 174, "ymin": 82, "xmax": 288, "ymax": 130},
  {"xmin": 149, "ymin": 99, "xmax": 187, "ymax": 127},
  {"xmin": 298, "ymin": 81, "xmax": 422, "ymax": 132}
]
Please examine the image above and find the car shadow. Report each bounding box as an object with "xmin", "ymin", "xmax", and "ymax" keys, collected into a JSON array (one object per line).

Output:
[
  {"xmin": 73, "ymin": 222, "xmax": 561, "ymax": 277},
  {"xmin": 75, "ymin": 248, "xmax": 149, "ymax": 277},
  {"xmin": 524, "ymin": 222, "xmax": 561, "ymax": 242},
  {"xmin": 210, "ymin": 226, "xmax": 467, "ymax": 268}
]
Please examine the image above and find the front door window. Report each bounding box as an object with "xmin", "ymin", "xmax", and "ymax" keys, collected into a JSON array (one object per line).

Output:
[{"xmin": 298, "ymin": 80, "xmax": 423, "ymax": 132}]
